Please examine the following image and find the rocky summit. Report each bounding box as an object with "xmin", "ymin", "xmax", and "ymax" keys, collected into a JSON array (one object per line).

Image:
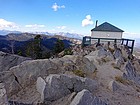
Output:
[{"xmin": 0, "ymin": 42, "xmax": 140, "ymax": 105}]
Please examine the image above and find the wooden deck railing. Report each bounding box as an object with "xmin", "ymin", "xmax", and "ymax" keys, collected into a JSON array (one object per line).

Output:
[{"xmin": 82, "ymin": 36, "xmax": 135, "ymax": 53}]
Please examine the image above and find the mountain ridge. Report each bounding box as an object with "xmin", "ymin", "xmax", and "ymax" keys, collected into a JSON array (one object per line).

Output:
[
  {"xmin": 0, "ymin": 32, "xmax": 82, "ymax": 57},
  {"xmin": 0, "ymin": 29, "xmax": 84, "ymax": 39}
]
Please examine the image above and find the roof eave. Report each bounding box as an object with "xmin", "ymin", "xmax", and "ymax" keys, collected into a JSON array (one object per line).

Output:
[{"xmin": 91, "ymin": 30, "xmax": 124, "ymax": 32}]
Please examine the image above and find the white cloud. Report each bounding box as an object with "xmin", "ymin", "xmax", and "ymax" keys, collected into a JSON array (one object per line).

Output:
[
  {"xmin": 82, "ymin": 15, "xmax": 93, "ymax": 27},
  {"xmin": 52, "ymin": 3, "xmax": 65, "ymax": 11},
  {"xmin": 57, "ymin": 26, "xmax": 66, "ymax": 30},
  {"xmin": 70, "ymin": 30, "xmax": 75, "ymax": 33},
  {"xmin": 0, "ymin": 19, "xmax": 18, "ymax": 29},
  {"xmin": 25, "ymin": 24, "xmax": 45, "ymax": 29}
]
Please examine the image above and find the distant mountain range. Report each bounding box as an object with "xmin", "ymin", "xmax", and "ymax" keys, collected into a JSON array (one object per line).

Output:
[
  {"xmin": 0, "ymin": 30, "xmax": 84, "ymax": 39},
  {"xmin": 0, "ymin": 30, "xmax": 21, "ymax": 35},
  {"xmin": 54, "ymin": 32, "xmax": 84, "ymax": 39}
]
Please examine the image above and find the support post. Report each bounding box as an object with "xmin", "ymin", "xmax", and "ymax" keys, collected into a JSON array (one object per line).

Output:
[
  {"xmin": 126, "ymin": 40, "xmax": 128, "ymax": 46},
  {"xmin": 131, "ymin": 40, "xmax": 135, "ymax": 53},
  {"xmin": 82, "ymin": 37, "xmax": 86, "ymax": 47},
  {"xmin": 121, "ymin": 39, "xmax": 124, "ymax": 45},
  {"xmin": 96, "ymin": 38, "xmax": 101, "ymax": 47},
  {"xmin": 97, "ymin": 38, "xmax": 100, "ymax": 45},
  {"xmin": 89, "ymin": 37, "xmax": 91, "ymax": 45},
  {"xmin": 114, "ymin": 39, "xmax": 117, "ymax": 44}
]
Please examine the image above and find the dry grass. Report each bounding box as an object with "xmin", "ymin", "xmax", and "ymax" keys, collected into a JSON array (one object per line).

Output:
[
  {"xmin": 136, "ymin": 88, "xmax": 140, "ymax": 92},
  {"xmin": 92, "ymin": 69, "xmax": 98, "ymax": 79},
  {"xmin": 96, "ymin": 57, "xmax": 108, "ymax": 65},
  {"xmin": 73, "ymin": 70, "xmax": 85, "ymax": 77},
  {"xmin": 133, "ymin": 84, "xmax": 140, "ymax": 92},
  {"xmin": 113, "ymin": 66, "xmax": 120, "ymax": 70},
  {"xmin": 115, "ymin": 76, "xmax": 129, "ymax": 85},
  {"xmin": 108, "ymin": 47, "xmax": 115, "ymax": 54},
  {"xmin": 101, "ymin": 58, "xmax": 107, "ymax": 63},
  {"xmin": 111, "ymin": 63, "xmax": 120, "ymax": 70},
  {"xmin": 96, "ymin": 59, "xmax": 102, "ymax": 65}
]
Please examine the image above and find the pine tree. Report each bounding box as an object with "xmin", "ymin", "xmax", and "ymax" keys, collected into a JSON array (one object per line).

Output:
[
  {"xmin": 26, "ymin": 35, "xmax": 42, "ymax": 59},
  {"xmin": 54, "ymin": 39, "xmax": 65, "ymax": 54}
]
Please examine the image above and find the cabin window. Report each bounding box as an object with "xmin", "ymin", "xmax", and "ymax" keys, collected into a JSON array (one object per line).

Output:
[
  {"xmin": 86, "ymin": 38, "xmax": 90, "ymax": 42},
  {"xmin": 107, "ymin": 34, "xmax": 110, "ymax": 37}
]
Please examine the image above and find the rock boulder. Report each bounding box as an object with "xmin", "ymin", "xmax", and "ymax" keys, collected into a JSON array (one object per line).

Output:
[
  {"xmin": 37, "ymin": 74, "xmax": 98, "ymax": 102},
  {"xmin": 0, "ymin": 51, "xmax": 31, "ymax": 72},
  {"xmin": 70, "ymin": 89, "xmax": 108, "ymax": 105},
  {"xmin": 0, "ymin": 83, "xmax": 9, "ymax": 105}
]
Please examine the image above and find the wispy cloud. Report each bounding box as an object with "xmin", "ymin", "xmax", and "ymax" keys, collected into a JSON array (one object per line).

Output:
[
  {"xmin": 25, "ymin": 24, "xmax": 45, "ymax": 29},
  {"xmin": 57, "ymin": 26, "xmax": 66, "ymax": 30},
  {"xmin": 123, "ymin": 32, "xmax": 140, "ymax": 39},
  {"xmin": 52, "ymin": 3, "xmax": 65, "ymax": 11},
  {"xmin": 82, "ymin": 15, "xmax": 93, "ymax": 27},
  {"xmin": 0, "ymin": 19, "xmax": 18, "ymax": 29}
]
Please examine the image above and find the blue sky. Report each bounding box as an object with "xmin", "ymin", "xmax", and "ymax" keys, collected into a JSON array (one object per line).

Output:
[{"xmin": 0, "ymin": 0, "xmax": 140, "ymax": 37}]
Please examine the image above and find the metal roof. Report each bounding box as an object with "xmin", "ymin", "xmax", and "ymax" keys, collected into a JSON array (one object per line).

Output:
[{"xmin": 91, "ymin": 22, "xmax": 124, "ymax": 32}]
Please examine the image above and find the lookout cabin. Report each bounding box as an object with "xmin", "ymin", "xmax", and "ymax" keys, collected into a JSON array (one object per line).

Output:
[
  {"xmin": 91, "ymin": 21, "xmax": 124, "ymax": 40},
  {"xmin": 82, "ymin": 21, "xmax": 135, "ymax": 53}
]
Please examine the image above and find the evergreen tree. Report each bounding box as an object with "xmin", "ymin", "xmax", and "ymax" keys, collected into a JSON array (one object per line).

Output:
[
  {"xmin": 54, "ymin": 39, "xmax": 65, "ymax": 54},
  {"xmin": 17, "ymin": 50, "xmax": 22, "ymax": 56},
  {"xmin": 34, "ymin": 35, "xmax": 42, "ymax": 59},
  {"xmin": 26, "ymin": 35, "xmax": 42, "ymax": 59}
]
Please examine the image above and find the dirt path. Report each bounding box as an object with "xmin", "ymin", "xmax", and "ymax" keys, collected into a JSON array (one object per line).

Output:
[{"xmin": 95, "ymin": 61, "xmax": 140, "ymax": 105}]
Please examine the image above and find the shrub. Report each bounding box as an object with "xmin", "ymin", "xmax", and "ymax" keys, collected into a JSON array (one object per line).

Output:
[
  {"xmin": 54, "ymin": 39, "xmax": 65, "ymax": 54},
  {"xmin": 64, "ymin": 48, "xmax": 73, "ymax": 55}
]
